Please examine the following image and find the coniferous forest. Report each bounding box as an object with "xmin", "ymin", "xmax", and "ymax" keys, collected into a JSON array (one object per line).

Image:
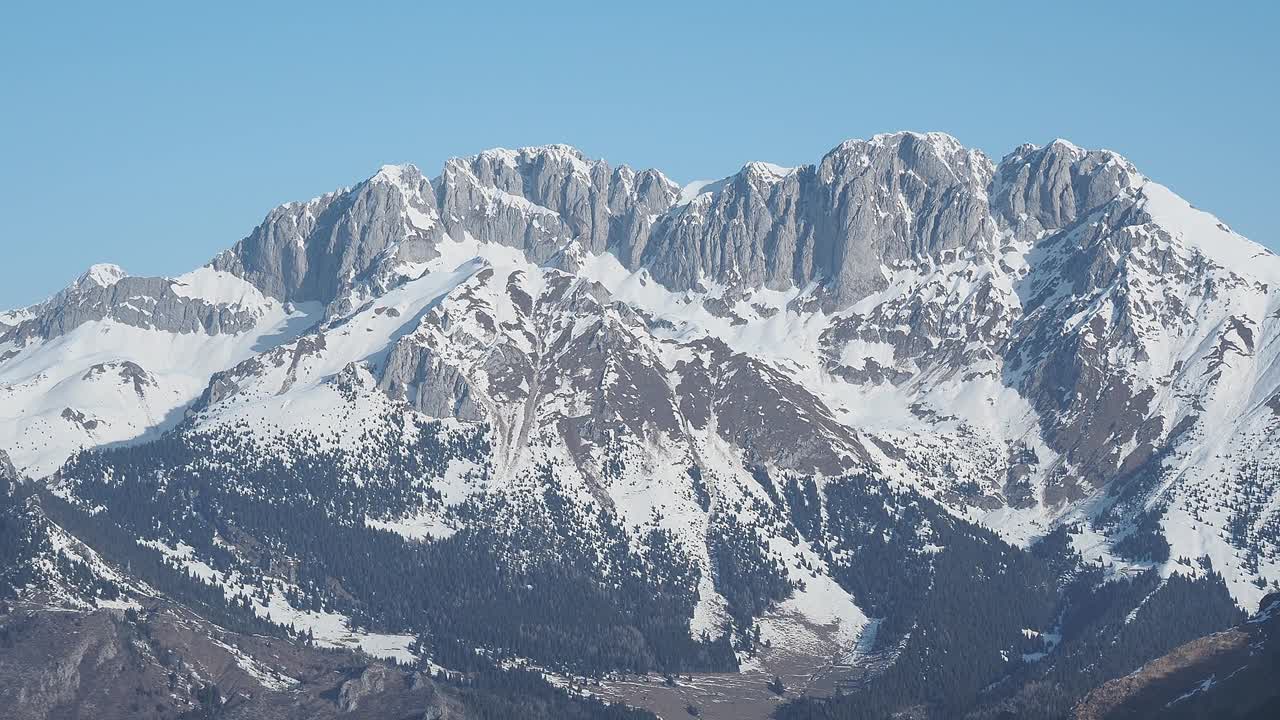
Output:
[{"xmin": 6, "ymin": 417, "xmax": 1246, "ymax": 720}]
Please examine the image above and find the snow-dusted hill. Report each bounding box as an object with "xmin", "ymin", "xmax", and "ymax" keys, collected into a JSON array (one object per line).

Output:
[
  {"xmin": 4, "ymin": 134, "xmax": 1280, "ymax": 707},
  {"xmin": 0, "ymin": 264, "xmax": 319, "ymax": 476}
]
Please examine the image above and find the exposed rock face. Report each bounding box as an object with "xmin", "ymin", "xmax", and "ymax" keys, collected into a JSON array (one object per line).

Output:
[
  {"xmin": 82, "ymin": 361, "xmax": 156, "ymax": 397},
  {"xmin": 336, "ymin": 665, "xmax": 391, "ymax": 712},
  {"xmin": 213, "ymin": 147, "xmax": 678, "ymax": 318},
  {"xmin": 0, "ymin": 273, "xmax": 261, "ymax": 345},
  {"xmin": 0, "ymin": 611, "xmax": 126, "ymax": 720},
  {"xmin": 212, "ymin": 164, "xmax": 445, "ymax": 311},
  {"xmin": 212, "ymin": 134, "xmax": 1002, "ymax": 316},
  {"xmin": 991, "ymin": 139, "xmax": 1140, "ymax": 241},
  {"xmin": 643, "ymin": 132, "xmax": 997, "ymax": 308},
  {"xmin": 438, "ymin": 145, "xmax": 679, "ymax": 264},
  {"xmin": 378, "ymin": 342, "xmax": 485, "ymax": 421},
  {"xmin": 190, "ymin": 132, "xmax": 1175, "ymax": 340},
  {"xmin": 365, "ymin": 258, "xmax": 870, "ymax": 480},
  {"xmin": 0, "ymin": 449, "xmax": 16, "ymax": 485},
  {"xmin": 671, "ymin": 336, "xmax": 870, "ymax": 475}
]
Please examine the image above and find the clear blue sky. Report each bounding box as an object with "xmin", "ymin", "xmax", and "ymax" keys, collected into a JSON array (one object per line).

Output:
[{"xmin": 2, "ymin": 1, "xmax": 1276, "ymax": 308}]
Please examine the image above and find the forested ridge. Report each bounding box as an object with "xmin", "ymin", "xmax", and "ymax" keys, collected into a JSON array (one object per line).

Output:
[
  {"xmin": 7, "ymin": 415, "xmax": 1251, "ymax": 719},
  {"xmin": 776, "ymin": 521, "xmax": 1245, "ymax": 720},
  {"xmin": 53, "ymin": 421, "xmax": 739, "ymax": 675}
]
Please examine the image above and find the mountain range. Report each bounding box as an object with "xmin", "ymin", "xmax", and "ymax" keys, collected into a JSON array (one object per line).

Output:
[{"xmin": 2, "ymin": 131, "xmax": 1278, "ymax": 719}]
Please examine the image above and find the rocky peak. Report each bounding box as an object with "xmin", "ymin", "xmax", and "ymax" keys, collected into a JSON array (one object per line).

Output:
[
  {"xmin": 739, "ymin": 160, "xmax": 799, "ymax": 185},
  {"xmin": 640, "ymin": 131, "xmax": 999, "ymax": 308},
  {"xmin": 74, "ymin": 263, "xmax": 129, "ymax": 290},
  {"xmin": 457, "ymin": 144, "xmax": 603, "ymax": 181},
  {"xmin": 990, "ymin": 139, "xmax": 1141, "ymax": 240},
  {"xmin": 825, "ymin": 131, "xmax": 994, "ymax": 187},
  {"xmin": 370, "ymin": 162, "xmax": 426, "ymax": 188},
  {"xmin": 212, "ymin": 162, "xmax": 444, "ymax": 312},
  {"xmin": 436, "ymin": 144, "xmax": 678, "ymax": 267}
]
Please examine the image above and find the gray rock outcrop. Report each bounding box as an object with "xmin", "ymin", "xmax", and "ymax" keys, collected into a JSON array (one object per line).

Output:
[
  {"xmin": 990, "ymin": 139, "xmax": 1140, "ymax": 240},
  {"xmin": 0, "ymin": 273, "xmax": 262, "ymax": 346},
  {"xmin": 211, "ymin": 133, "xmax": 1014, "ymax": 314},
  {"xmin": 212, "ymin": 164, "xmax": 444, "ymax": 311},
  {"xmin": 378, "ymin": 341, "xmax": 485, "ymax": 421},
  {"xmin": 335, "ymin": 664, "xmax": 391, "ymax": 712},
  {"xmin": 437, "ymin": 145, "xmax": 679, "ymax": 264},
  {"xmin": 642, "ymin": 132, "xmax": 998, "ymax": 308}
]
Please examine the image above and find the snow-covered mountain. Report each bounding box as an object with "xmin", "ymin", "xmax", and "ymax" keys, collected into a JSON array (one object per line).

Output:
[{"xmin": 3, "ymin": 131, "xmax": 1279, "ymax": 718}]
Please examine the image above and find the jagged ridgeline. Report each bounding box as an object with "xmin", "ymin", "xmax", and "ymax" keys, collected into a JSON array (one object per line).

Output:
[{"xmin": 3, "ymin": 132, "xmax": 1280, "ymax": 718}]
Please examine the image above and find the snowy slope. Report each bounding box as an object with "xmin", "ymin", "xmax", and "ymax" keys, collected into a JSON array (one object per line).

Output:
[{"xmin": 0, "ymin": 267, "xmax": 320, "ymax": 477}]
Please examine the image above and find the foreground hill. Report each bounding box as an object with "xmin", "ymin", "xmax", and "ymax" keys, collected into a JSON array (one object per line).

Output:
[{"xmin": 1073, "ymin": 592, "xmax": 1280, "ymax": 719}]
